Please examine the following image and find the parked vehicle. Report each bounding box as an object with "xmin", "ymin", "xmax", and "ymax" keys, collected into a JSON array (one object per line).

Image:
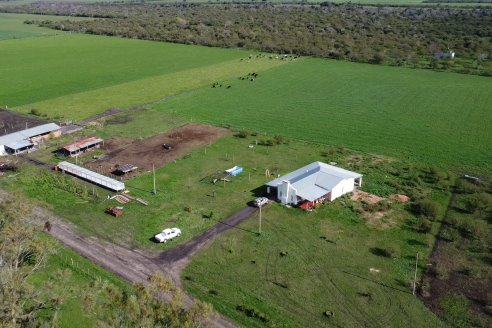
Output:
[
  {"xmin": 154, "ymin": 227, "xmax": 181, "ymax": 243},
  {"xmin": 254, "ymin": 197, "xmax": 269, "ymax": 207}
]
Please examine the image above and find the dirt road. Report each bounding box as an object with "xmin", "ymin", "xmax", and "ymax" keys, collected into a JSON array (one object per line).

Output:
[{"xmin": 30, "ymin": 196, "xmax": 257, "ymax": 328}]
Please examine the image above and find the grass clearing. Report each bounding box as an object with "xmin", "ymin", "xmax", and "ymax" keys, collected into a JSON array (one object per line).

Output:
[{"xmin": 153, "ymin": 58, "xmax": 492, "ymax": 173}]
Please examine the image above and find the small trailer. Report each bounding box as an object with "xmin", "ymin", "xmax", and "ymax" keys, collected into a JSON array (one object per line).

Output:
[{"xmin": 105, "ymin": 207, "xmax": 123, "ymax": 217}]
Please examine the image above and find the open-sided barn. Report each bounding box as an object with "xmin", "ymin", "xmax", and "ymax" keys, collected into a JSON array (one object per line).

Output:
[
  {"xmin": 0, "ymin": 123, "xmax": 61, "ymax": 156},
  {"xmin": 266, "ymin": 162, "xmax": 362, "ymax": 209},
  {"xmin": 59, "ymin": 137, "xmax": 103, "ymax": 157}
]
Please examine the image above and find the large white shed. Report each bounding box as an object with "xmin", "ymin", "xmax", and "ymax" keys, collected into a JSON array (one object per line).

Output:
[{"xmin": 266, "ymin": 162, "xmax": 362, "ymax": 208}]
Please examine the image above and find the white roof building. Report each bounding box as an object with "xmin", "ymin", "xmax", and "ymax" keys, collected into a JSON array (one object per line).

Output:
[
  {"xmin": 266, "ymin": 162, "xmax": 362, "ymax": 208},
  {"xmin": 57, "ymin": 161, "xmax": 125, "ymax": 192},
  {"xmin": 0, "ymin": 123, "xmax": 61, "ymax": 155}
]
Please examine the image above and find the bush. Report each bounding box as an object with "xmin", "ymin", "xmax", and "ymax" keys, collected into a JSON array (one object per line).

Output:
[
  {"xmin": 438, "ymin": 293, "xmax": 471, "ymax": 328},
  {"xmin": 236, "ymin": 131, "xmax": 248, "ymax": 138},
  {"xmin": 371, "ymin": 244, "xmax": 400, "ymax": 258},
  {"xmin": 460, "ymin": 219, "xmax": 487, "ymax": 240},
  {"xmin": 30, "ymin": 108, "xmax": 41, "ymax": 116},
  {"xmin": 236, "ymin": 305, "xmax": 269, "ymax": 323},
  {"xmin": 412, "ymin": 200, "xmax": 440, "ymax": 220},
  {"xmin": 462, "ymin": 193, "xmax": 492, "ymax": 214},
  {"xmin": 439, "ymin": 227, "xmax": 458, "ymax": 242},
  {"xmin": 416, "ymin": 217, "xmax": 432, "ymax": 233}
]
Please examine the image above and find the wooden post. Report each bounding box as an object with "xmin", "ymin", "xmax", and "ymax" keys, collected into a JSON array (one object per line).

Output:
[{"xmin": 413, "ymin": 252, "xmax": 419, "ymax": 296}]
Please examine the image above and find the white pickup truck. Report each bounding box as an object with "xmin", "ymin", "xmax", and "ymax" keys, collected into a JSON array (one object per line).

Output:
[{"xmin": 154, "ymin": 228, "xmax": 181, "ymax": 243}]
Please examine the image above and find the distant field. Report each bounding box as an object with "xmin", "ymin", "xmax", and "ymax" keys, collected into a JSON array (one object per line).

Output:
[
  {"xmin": 153, "ymin": 59, "xmax": 492, "ymax": 172},
  {"xmin": 0, "ymin": 33, "xmax": 287, "ymax": 120},
  {"xmin": 0, "ymin": 13, "xmax": 89, "ymax": 40}
]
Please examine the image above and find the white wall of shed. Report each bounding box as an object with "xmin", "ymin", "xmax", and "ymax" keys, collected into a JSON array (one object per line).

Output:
[
  {"xmin": 330, "ymin": 178, "xmax": 355, "ymax": 201},
  {"xmin": 278, "ymin": 181, "xmax": 298, "ymax": 205}
]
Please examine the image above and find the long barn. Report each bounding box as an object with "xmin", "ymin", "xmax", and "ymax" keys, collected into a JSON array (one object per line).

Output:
[{"xmin": 57, "ymin": 161, "xmax": 125, "ymax": 192}]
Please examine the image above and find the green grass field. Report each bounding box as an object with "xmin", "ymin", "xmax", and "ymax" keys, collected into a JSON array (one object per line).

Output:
[
  {"xmin": 184, "ymin": 201, "xmax": 447, "ymax": 327},
  {"xmin": 0, "ymin": 13, "xmax": 89, "ymax": 40},
  {"xmin": 0, "ymin": 31, "xmax": 287, "ymax": 120},
  {"xmin": 153, "ymin": 58, "xmax": 492, "ymax": 173}
]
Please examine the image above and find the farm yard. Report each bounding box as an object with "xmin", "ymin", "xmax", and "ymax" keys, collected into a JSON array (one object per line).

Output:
[
  {"xmin": 85, "ymin": 124, "xmax": 231, "ymax": 177},
  {"xmin": 0, "ymin": 10, "xmax": 491, "ymax": 328}
]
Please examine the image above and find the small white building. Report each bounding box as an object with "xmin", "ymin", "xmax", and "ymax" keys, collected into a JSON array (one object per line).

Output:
[{"xmin": 266, "ymin": 162, "xmax": 362, "ymax": 209}]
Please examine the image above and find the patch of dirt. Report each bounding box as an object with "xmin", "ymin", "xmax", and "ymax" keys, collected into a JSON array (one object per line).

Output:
[
  {"xmin": 389, "ymin": 194, "xmax": 410, "ymax": 202},
  {"xmin": 0, "ymin": 109, "xmax": 47, "ymax": 136},
  {"xmin": 86, "ymin": 124, "xmax": 231, "ymax": 179},
  {"xmin": 351, "ymin": 189, "xmax": 385, "ymax": 204}
]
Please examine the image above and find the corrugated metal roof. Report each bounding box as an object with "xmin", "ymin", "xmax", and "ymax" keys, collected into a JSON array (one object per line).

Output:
[
  {"xmin": 267, "ymin": 162, "xmax": 361, "ymax": 201},
  {"xmin": 62, "ymin": 137, "xmax": 103, "ymax": 153},
  {"xmin": 6, "ymin": 139, "xmax": 33, "ymax": 150},
  {"xmin": 115, "ymin": 164, "xmax": 137, "ymax": 173},
  {"xmin": 57, "ymin": 161, "xmax": 125, "ymax": 192},
  {"xmin": 267, "ymin": 162, "xmax": 361, "ymax": 188},
  {"xmin": 0, "ymin": 123, "xmax": 61, "ymax": 146}
]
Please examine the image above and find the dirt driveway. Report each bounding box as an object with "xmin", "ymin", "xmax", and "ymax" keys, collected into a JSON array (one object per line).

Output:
[
  {"xmin": 86, "ymin": 124, "xmax": 231, "ymax": 178},
  {"xmin": 19, "ymin": 190, "xmax": 257, "ymax": 328}
]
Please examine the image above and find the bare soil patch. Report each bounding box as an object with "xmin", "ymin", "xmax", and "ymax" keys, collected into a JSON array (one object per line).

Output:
[
  {"xmin": 0, "ymin": 109, "xmax": 47, "ymax": 136},
  {"xmin": 389, "ymin": 194, "xmax": 410, "ymax": 202},
  {"xmin": 351, "ymin": 189, "xmax": 385, "ymax": 204},
  {"xmin": 87, "ymin": 124, "xmax": 231, "ymax": 178}
]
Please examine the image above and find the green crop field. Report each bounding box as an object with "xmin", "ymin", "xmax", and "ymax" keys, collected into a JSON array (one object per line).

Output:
[
  {"xmin": 0, "ymin": 13, "xmax": 90, "ymax": 40},
  {"xmin": 0, "ymin": 31, "xmax": 288, "ymax": 120},
  {"xmin": 153, "ymin": 58, "xmax": 492, "ymax": 173}
]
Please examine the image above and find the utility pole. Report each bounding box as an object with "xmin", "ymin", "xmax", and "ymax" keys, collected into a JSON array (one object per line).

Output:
[
  {"xmin": 413, "ymin": 252, "xmax": 419, "ymax": 296},
  {"xmin": 152, "ymin": 164, "xmax": 156, "ymax": 195}
]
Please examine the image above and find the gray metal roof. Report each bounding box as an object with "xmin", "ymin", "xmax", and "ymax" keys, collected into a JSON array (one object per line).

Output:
[
  {"xmin": 0, "ymin": 123, "xmax": 61, "ymax": 146},
  {"xmin": 267, "ymin": 162, "xmax": 362, "ymax": 202},
  {"xmin": 6, "ymin": 139, "xmax": 33, "ymax": 150},
  {"xmin": 57, "ymin": 161, "xmax": 125, "ymax": 192}
]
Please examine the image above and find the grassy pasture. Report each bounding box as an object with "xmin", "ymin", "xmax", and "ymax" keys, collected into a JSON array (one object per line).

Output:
[
  {"xmin": 0, "ymin": 33, "xmax": 285, "ymax": 117},
  {"xmin": 14, "ymin": 55, "xmax": 288, "ymax": 121},
  {"xmin": 154, "ymin": 58, "xmax": 492, "ymax": 173},
  {"xmin": 0, "ymin": 13, "xmax": 89, "ymax": 40},
  {"xmin": 184, "ymin": 201, "xmax": 447, "ymax": 328}
]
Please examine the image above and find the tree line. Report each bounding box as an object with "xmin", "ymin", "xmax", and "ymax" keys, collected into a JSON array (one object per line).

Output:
[{"xmin": 3, "ymin": 1, "xmax": 492, "ymax": 75}]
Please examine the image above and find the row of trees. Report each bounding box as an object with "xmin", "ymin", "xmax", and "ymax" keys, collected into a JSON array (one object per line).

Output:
[{"xmin": 4, "ymin": 2, "xmax": 492, "ymax": 75}]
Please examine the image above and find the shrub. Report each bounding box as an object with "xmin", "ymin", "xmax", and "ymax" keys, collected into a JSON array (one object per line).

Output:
[
  {"xmin": 460, "ymin": 220, "xmax": 487, "ymax": 240},
  {"xmin": 416, "ymin": 217, "xmax": 432, "ymax": 233},
  {"xmin": 412, "ymin": 200, "xmax": 440, "ymax": 220},
  {"xmin": 439, "ymin": 227, "xmax": 458, "ymax": 242},
  {"xmin": 236, "ymin": 305, "xmax": 269, "ymax": 323},
  {"xmin": 438, "ymin": 293, "xmax": 470, "ymax": 328},
  {"xmin": 462, "ymin": 193, "xmax": 492, "ymax": 214},
  {"xmin": 30, "ymin": 108, "xmax": 41, "ymax": 116},
  {"xmin": 371, "ymin": 244, "xmax": 400, "ymax": 258},
  {"xmin": 236, "ymin": 130, "xmax": 248, "ymax": 138}
]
